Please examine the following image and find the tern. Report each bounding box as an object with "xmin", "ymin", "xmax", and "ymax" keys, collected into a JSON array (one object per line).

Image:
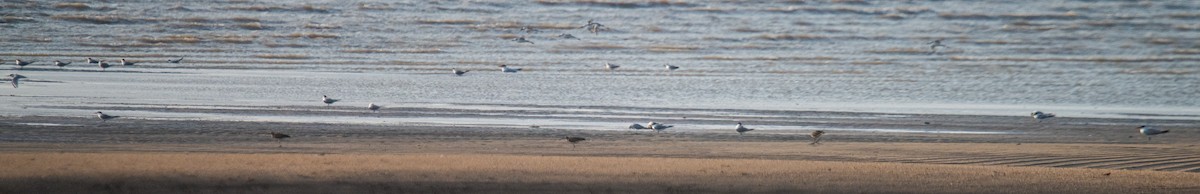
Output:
[
  {"xmin": 86, "ymin": 57, "xmax": 100, "ymax": 64},
  {"xmin": 7, "ymin": 74, "xmax": 26, "ymax": 88},
  {"xmin": 928, "ymin": 39, "xmax": 949, "ymax": 54},
  {"xmin": 97, "ymin": 60, "xmax": 112, "ymax": 71},
  {"xmin": 735, "ymin": 122, "xmax": 754, "ymax": 135},
  {"xmin": 628, "ymin": 123, "xmax": 647, "ymax": 130},
  {"xmin": 578, "ymin": 19, "xmax": 606, "ymax": 34},
  {"xmin": 322, "ymin": 95, "xmax": 339, "ymax": 105},
  {"xmin": 95, "ymin": 111, "xmax": 119, "ymax": 122},
  {"xmin": 1138, "ymin": 126, "xmax": 1169, "ymax": 141},
  {"xmin": 367, "ymin": 103, "xmax": 381, "ymax": 112},
  {"xmin": 1031, "ymin": 111, "xmax": 1055, "ymax": 122},
  {"xmin": 558, "ymin": 33, "xmax": 580, "ymax": 40},
  {"xmin": 167, "ymin": 58, "xmax": 184, "ymax": 63},
  {"xmin": 650, "ymin": 122, "xmax": 673, "ymax": 133},
  {"xmin": 120, "ymin": 59, "xmax": 135, "ymax": 66},
  {"xmin": 14, "ymin": 60, "xmax": 34, "ymax": 69},
  {"xmin": 604, "ymin": 62, "xmax": 619, "ymax": 71},
  {"xmin": 453, "ymin": 68, "xmax": 469, "ymax": 76},
  {"xmin": 54, "ymin": 60, "xmax": 71, "ymax": 68},
  {"xmin": 665, "ymin": 65, "xmax": 679, "ymax": 71},
  {"xmin": 500, "ymin": 65, "xmax": 522, "ymax": 73},
  {"xmin": 513, "ymin": 36, "xmax": 534, "ymax": 44}
]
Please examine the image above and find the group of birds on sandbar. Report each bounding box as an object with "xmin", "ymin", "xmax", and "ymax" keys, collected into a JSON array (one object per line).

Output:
[
  {"xmin": 3, "ymin": 57, "xmax": 184, "ymax": 88},
  {"xmin": 1030, "ymin": 110, "xmax": 1170, "ymax": 141}
]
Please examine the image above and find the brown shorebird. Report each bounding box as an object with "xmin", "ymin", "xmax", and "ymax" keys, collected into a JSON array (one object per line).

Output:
[
  {"xmin": 322, "ymin": 95, "xmax": 339, "ymax": 106},
  {"xmin": 8, "ymin": 74, "xmax": 27, "ymax": 88},
  {"xmin": 735, "ymin": 122, "xmax": 754, "ymax": 135},
  {"xmin": 167, "ymin": 58, "xmax": 183, "ymax": 63},
  {"xmin": 1031, "ymin": 111, "xmax": 1055, "ymax": 122},
  {"xmin": 810, "ymin": 130, "xmax": 825, "ymax": 145},
  {"xmin": 95, "ymin": 111, "xmax": 119, "ymax": 122},
  {"xmin": 563, "ymin": 136, "xmax": 586, "ymax": 149},
  {"xmin": 453, "ymin": 68, "xmax": 469, "ymax": 76},
  {"xmin": 267, "ymin": 131, "xmax": 291, "ymax": 147},
  {"xmin": 1138, "ymin": 126, "xmax": 1169, "ymax": 141},
  {"xmin": 367, "ymin": 103, "xmax": 381, "ymax": 112}
]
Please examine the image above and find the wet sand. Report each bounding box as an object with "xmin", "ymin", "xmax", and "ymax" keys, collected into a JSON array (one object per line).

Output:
[{"xmin": 1, "ymin": 112, "xmax": 1198, "ymax": 193}]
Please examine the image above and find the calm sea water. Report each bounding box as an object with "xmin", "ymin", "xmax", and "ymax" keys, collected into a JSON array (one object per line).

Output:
[{"xmin": 2, "ymin": 1, "xmax": 1198, "ymax": 123}]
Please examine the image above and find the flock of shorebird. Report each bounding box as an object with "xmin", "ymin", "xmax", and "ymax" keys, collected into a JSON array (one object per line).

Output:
[{"xmin": 5, "ymin": 19, "xmax": 1176, "ymax": 148}]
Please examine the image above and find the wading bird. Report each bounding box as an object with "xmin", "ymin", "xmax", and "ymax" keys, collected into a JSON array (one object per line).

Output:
[
  {"xmin": 1138, "ymin": 126, "xmax": 1169, "ymax": 141},
  {"xmin": 322, "ymin": 95, "xmax": 339, "ymax": 105},
  {"xmin": 267, "ymin": 131, "xmax": 291, "ymax": 147},
  {"xmin": 810, "ymin": 130, "xmax": 826, "ymax": 145},
  {"xmin": 562, "ymin": 136, "xmax": 586, "ymax": 149},
  {"xmin": 736, "ymin": 122, "xmax": 754, "ymax": 135}
]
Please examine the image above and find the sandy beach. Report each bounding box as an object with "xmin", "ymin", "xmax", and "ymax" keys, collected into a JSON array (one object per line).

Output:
[{"xmin": 2, "ymin": 114, "xmax": 1199, "ymax": 193}]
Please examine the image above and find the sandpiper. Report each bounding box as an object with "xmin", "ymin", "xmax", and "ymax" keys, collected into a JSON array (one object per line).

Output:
[
  {"xmin": 1138, "ymin": 126, "xmax": 1169, "ymax": 141},
  {"xmin": 1031, "ymin": 111, "xmax": 1055, "ymax": 122},
  {"xmin": 810, "ymin": 130, "xmax": 826, "ymax": 145},
  {"xmin": 558, "ymin": 33, "xmax": 580, "ymax": 40},
  {"xmin": 54, "ymin": 60, "xmax": 71, "ymax": 68},
  {"xmin": 735, "ymin": 122, "xmax": 754, "ymax": 135},
  {"xmin": 322, "ymin": 95, "xmax": 339, "ymax": 105},
  {"xmin": 14, "ymin": 60, "xmax": 34, "ymax": 69},
  {"xmin": 500, "ymin": 65, "xmax": 522, "ymax": 73},
  {"xmin": 97, "ymin": 60, "xmax": 112, "ymax": 71},
  {"xmin": 167, "ymin": 58, "xmax": 183, "ymax": 63},
  {"xmin": 513, "ymin": 36, "xmax": 534, "ymax": 44},
  {"xmin": 563, "ymin": 136, "xmax": 586, "ymax": 149},
  {"xmin": 928, "ymin": 39, "xmax": 949, "ymax": 54},
  {"xmin": 7, "ymin": 74, "xmax": 26, "ymax": 88},
  {"xmin": 86, "ymin": 57, "xmax": 99, "ymax": 64},
  {"xmin": 453, "ymin": 68, "xmax": 470, "ymax": 76},
  {"xmin": 95, "ymin": 111, "xmax": 119, "ymax": 122},
  {"xmin": 120, "ymin": 59, "xmax": 135, "ymax": 66}
]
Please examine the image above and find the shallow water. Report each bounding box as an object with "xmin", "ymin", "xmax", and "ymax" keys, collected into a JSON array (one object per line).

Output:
[{"xmin": 2, "ymin": 1, "xmax": 1198, "ymax": 131}]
